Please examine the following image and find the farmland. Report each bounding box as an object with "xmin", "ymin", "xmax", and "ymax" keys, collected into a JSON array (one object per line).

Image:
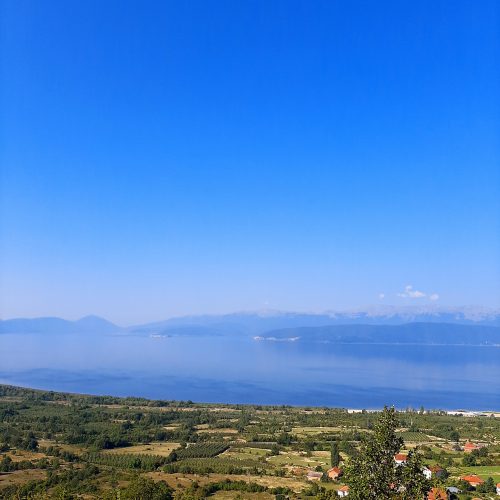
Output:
[{"xmin": 1, "ymin": 384, "xmax": 499, "ymax": 499}]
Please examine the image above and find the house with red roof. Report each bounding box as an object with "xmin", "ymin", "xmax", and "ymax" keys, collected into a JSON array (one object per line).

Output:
[
  {"xmin": 337, "ymin": 485, "xmax": 349, "ymax": 497},
  {"xmin": 460, "ymin": 474, "xmax": 484, "ymax": 488},
  {"xmin": 327, "ymin": 466, "xmax": 343, "ymax": 480},
  {"xmin": 394, "ymin": 453, "xmax": 407, "ymax": 465},
  {"xmin": 427, "ymin": 488, "xmax": 447, "ymax": 500},
  {"xmin": 464, "ymin": 441, "xmax": 480, "ymax": 453},
  {"xmin": 496, "ymin": 482, "xmax": 500, "ymax": 495}
]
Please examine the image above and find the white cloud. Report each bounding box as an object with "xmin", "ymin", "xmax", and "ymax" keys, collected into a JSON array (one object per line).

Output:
[
  {"xmin": 397, "ymin": 285, "xmax": 440, "ymax": 301},
  {"xmin": 379, "ymin": 293, "xmax": 385, "ymax": 300},
  {"xmin": 397, "ymin": 285, "xmax": 426, "ymax": 299}
]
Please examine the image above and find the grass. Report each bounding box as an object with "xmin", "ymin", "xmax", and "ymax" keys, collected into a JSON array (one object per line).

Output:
[
  {"xmin": 452, "ymin": 465, "xmax": 500, "ymax": 479},
  {"xmin": 211, "ymin": 492, "xmax": 273, "ymax": 500},
  {"xmin": 291, "ymin": 426, "xmax": 342, "ymax": 436},
  {"xmin": 3, "ymin": 450, "xmax": 47, "ymax": 463},
  {"xmin": 147, "ymin": 471, "xmax": 308, "ymax": 493},
  {"xmin": 197, "ymin": 428, "xmax": 239, "ymax": 434},
  {"xmin": 103, "ymin": 442, "xmax": 180, "ymax": 457},
  {"xmin": 267, "ymin": 451, "xmax": 328, "ymax": 468},
  {"xmin": 221, "ymin": 447, "xmax": 269, "ymax": 461},
  {"xmin": 0, "ymin": 469, "xmax": 47, "ymax": 487}
]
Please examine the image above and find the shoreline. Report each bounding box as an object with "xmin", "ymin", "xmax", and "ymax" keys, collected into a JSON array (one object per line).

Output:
[{"xmin": 1, "ymin": 383, "xmax": 499, "ymax": 415}]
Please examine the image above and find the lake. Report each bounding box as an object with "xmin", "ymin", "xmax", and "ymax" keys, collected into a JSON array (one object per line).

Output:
[{"xmin": 0, "ymin": 333, "xmax": 499, "ymax": 410}]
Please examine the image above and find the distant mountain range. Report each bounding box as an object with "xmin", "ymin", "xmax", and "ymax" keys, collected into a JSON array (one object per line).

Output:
[
  {"xmin": 130, "ymin": 307, "xmax": 500, "ymax": 335},
  {"xmin": 1, "ymin": 308, "xmax": 500, "ymax": 344},
  {"xmin": 0, "ymin": 315, "xmax": 122, "ymax": 334}
]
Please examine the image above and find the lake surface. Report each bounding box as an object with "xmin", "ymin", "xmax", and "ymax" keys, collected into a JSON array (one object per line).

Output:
[{"xmin": 1, "ymin": 333, "xmax": 499, "ymax": 410}]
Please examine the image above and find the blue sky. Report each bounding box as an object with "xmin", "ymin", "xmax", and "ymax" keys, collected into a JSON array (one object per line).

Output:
[{"xmin": 1, "ymin": 0, "xmax": 499, "ymax": 324}]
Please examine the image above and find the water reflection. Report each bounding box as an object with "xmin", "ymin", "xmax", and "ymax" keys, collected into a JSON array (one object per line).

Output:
[{"xmin": 0, "ymin": 334, "xmax": 498, "ymax": 409}]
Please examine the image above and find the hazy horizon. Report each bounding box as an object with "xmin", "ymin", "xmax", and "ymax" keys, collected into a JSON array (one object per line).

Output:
[{"xmin": 2, "ymin": 303, "xmax": 500, "ymax": 328}]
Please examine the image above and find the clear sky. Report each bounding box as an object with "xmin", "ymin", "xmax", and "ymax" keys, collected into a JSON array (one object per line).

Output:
[{"xmin": 1, "ymin": 0, "xmax": 499, "ymax": 324}]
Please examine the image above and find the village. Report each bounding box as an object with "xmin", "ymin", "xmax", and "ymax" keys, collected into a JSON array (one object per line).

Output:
[{"xmin": 303, "ymin": 442, "xmax": 500, "ymax": 499}]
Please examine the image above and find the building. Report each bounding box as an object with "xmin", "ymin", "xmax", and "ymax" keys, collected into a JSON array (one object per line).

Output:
[
  {"xmin": 423, "ymin": 465, "xmax": 446, "ymax": 479},
  {"xmin": 427, "ymin": 488, "xmax": 447, "ymax": 500},
  {"xmin": 460, "ymin": 474, "xmax": 484, "ymax": 488},
  {"xmin": 337, "ymin": 485, "xmax": 349, "ymax": 497},
  {"xmin": 496, "ymin": 482, "xmax": 500, "ymax": 495},
  {"xmin": 306, "ymin": 471, "xmax": 323, "ymax": 481},
  {"xmin": 327, "ymin": 467, "xmax": 343, "ymax": 480},
  {"xmin": 464, "ymin": 442, "xmax": 480, "ymax": 453},
  {"xmin": 394, "ymin": 453, "xmax": 407, "ymax": 465}
]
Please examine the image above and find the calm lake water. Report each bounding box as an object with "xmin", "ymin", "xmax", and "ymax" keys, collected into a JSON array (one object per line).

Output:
[{"xmin": 1, "ymin": 333, "xmax": 499, "ymax": 410}]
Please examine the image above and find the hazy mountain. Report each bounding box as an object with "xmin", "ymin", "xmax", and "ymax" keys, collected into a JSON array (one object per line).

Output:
[
  {"xmin": 130, "ymin": 306, "xmax": 500, "ymax": 335},
  {"xmin": 257, "ymin": 322, "xmax": 500, "ymax": 346},
  {"xmin": 2, "ymin": 307, "xmax": 499, "ymax": 336},
  {"xmin": 0, "ymin": 315, "xmax": 122, "ymax": 334}
]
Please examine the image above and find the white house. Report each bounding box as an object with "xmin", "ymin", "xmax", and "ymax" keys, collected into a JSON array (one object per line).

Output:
[
  {"xmin": 337, "ymin": 485, "xmax": 349, "ymax": 497},
  {"xmin": 423, "ymin": 465, "xmax": 445, "ymax": 480}
]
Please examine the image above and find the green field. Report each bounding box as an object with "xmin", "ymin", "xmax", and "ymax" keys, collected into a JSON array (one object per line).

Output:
[
  {"xmin": 453, "ymin": 465, "xmax": 500, "ymax": 479},
  {"xmin": 1, "ymin": 384, "xmax": 499, "ymax": 500}
]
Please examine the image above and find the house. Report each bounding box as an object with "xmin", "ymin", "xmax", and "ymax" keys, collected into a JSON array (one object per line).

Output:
[
  {"xmin": 460, "ymin": 474, "xmax": 484, "ymax": 488},
  {"xmin": 464, "ymin": 441, "xmax": 480, "ymax": 453},
  {"xmin": 327, "ymin": 466, "xmax": 343, "ymax": 480},
  {"xmin": 394, "ymin": 453, "xmax": 407, "ymax": 465},
  {"xmin": 427, "ymin": 488, "xmax": 447, "ymax": 500},
  {"xmin": 337, "ymin": 485, "xmax": 349, "ymax": 497},
  {"xmin": 496, "ymin": 482, "xmax": 500, "ymax": 495},
  {"xmin": 306, "ymin": 471, "xmax": 323, "ymax": 481},
  {"xmin": 423, "ymin": 465, "xmax": 446, "ymax": 479}
]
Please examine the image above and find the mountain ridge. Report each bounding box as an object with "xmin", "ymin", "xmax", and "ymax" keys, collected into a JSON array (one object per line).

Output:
[{"xmin": 1, "ymin": 307, "xmax": 500, "ymax": 335}]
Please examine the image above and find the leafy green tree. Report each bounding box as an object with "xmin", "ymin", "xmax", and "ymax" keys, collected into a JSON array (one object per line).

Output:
[
  {"xmin": 330, "ymin": 440, "xmax": 340, "ymax": 467},
  {"xmin": 344, "ymin": 407, "xmax": 430, "ymax": 499},
  {"xmin": 477, "ymin": 476, "xmax": 496, "ymax": 493},
  {"xmin": 398, "ymin": 449, "xmax": 430, "ymax": 499},
  {"xmin": 270, "ymin": 443, "xmax": 280, "ymax": 456},
  {"xmin": 462, "ymin": 453, "xmax": 476, "ymax": 466},
  {"xmin": 110, "ymin": 476, "xmax": 174, "ymax": 500},
  {"xmin": 277, "ymin": 432, "xmax": 292, "ymax": 445}
]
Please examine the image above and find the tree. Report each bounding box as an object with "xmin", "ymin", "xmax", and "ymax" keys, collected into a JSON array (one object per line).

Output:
[
  {"xmin": 399, "ymin": 449, "xmax": 430, "ymax": 499},
  {"xmin": 330, "ymin": 440, "xmax": 340, "ymax": 467},
  {"xmin": 343, "ymin": 406, "xmax": 430, "ymax": 500},
  {"xmin": 115, "ymin": 476, "xmax": 173, "ymax": 500},
  {"xmin": 477, "ymin": 476, "xmax": 496, "ymax": 493}
]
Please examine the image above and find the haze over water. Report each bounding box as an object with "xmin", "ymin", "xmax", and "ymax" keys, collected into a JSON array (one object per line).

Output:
[{"xmin": 1, "ymin": 333, "xmax": 498, "ymax": 410}]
